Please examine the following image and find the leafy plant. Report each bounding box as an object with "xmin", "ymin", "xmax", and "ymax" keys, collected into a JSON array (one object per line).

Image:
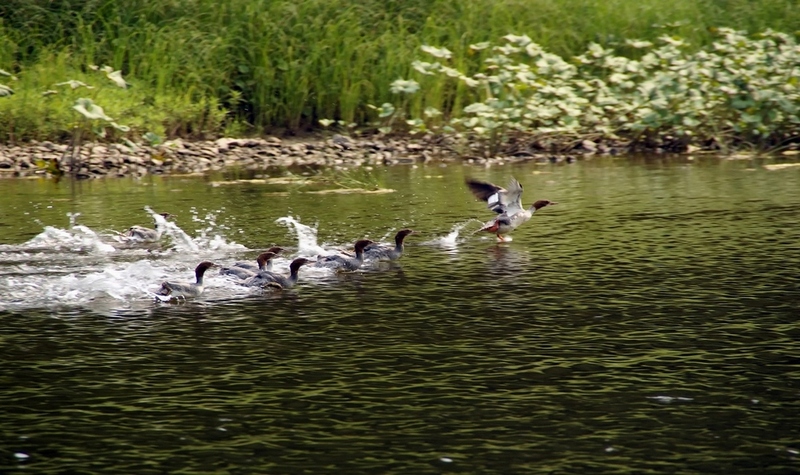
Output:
[{"xmin": 390, "ymin": 28, "xmax": 800, "ymax": 152}]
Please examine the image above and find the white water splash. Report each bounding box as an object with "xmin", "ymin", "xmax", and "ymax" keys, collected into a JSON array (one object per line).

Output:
[
  {"xmin": 0, "ymin": 258, "xmax": 259, "ymax": 311},
  {"xmin": 110, "ymin": 207, "xmax": 246, "ymax": 253},
  {"xmin": 275, "ymin": 216, "xmax": 327, "ymax": 256},
  {"xmin": 186, "ymin": 207, "xmax": 246, "ymax": 252},
  {"xmin": 0, "ymin": 210, "xmax": 254, "ymax": 312},
  {"xmin": 422, "ymin": 220, "xmax": 474, "ymax": 248},
  {"xmin": 273, "ymin": 215, "xmax": 379, "ymax": 279},
  {"xmin": 24, "ymin": 212, "xmax": 117, "ymax": 254}
]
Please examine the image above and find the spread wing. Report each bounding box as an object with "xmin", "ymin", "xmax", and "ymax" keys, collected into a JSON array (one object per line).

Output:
[{"xmin": 466, "ymin": 178, "xmax": 524, "ymax": 215}]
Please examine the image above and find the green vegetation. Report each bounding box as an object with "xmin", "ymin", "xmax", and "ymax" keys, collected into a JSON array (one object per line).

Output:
[
  {"xmin": 0, "ymin": 0, "xmax": 799, "ymax": 149},
  {"xmin": 388, "ymin": 29, "xmax": 800, "ymax": 152}
]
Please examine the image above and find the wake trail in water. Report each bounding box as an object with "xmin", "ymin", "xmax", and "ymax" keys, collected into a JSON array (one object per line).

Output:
[
  {"xmin": 1, "ymin": 212, "xmax": 476, "ymax": 312},
  {"xmin": 0, "ymin": 210, "xmax": 253, "ymax": 312}
]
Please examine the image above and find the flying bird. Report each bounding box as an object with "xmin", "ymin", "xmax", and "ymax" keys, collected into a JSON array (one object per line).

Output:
[{"xmin": 466, "ymin": 177, "xmax": 556, "ymax": 242}]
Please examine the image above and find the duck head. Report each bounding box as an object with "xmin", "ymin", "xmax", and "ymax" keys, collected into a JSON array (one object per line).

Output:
[
  {"xmin": 265, "ymin": 246, "xmax": 286, "ymax": 255},
  {"xmin": 256, "ymin": 252, "xmax": 278, "ymax": 268},
  {"xmin": 354, "ymin": 239, "xmax": 374, "ymax": 253},
  {"xmin": 532, "ymin": 200, "xmax": 557, "ymax": 210},
  {"xmin": 289, "ymin": 257, "xmax": 314, "ymax": 273}
]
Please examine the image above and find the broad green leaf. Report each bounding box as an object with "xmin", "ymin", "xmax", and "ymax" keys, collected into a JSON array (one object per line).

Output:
[
  {"xmin": 56, "ymin": 80, "xmax": 94, "ymax": 90},
  {"xmin": 424, "ymin": 107, "xmax": 442, "ymax": 118},
  {"xmin": 144, "ymin": 132, "xmax": 162, "ymax": 145},
  {"xmin": 378, "ymin": 103, "xmax": 395, "ymax": 118},
  {"xmin": 412, "ymin": 60, "xmax": 439, "ymax": 75},
  {"xmin": 110, "ymin": 122, "xmax": 130, "ymax": 132},
  {"xmin": 73, "ymin": 98, "xmax": 113, "ymax": 120},
  {"xmin": 469, "ymin": 42, "xmax": 492, "ymax": 51},
  {"xmin": 106, "ymin": 70, "xmax": 129, "ymax": 89},
  {"xmin": 626, "ymin": 39, "xmax": 654, "ymax": 49},
  {"xmin": 503, "ymin": 34, "xmax": 532, "ymax": 46},
  {"xmin": 420, "ymin": 45, "xmax": 452, "ymax": 59},
  {"xmin": 390, "ymin": 79, "xmax": 420, "ymax": 94}
]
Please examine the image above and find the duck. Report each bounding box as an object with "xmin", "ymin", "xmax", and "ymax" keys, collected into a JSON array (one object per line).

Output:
[
  {"xmin": 220, "ymin": 251, "xmax": 280, "ymax": 279},
  {"xmin": 364, "ymin": 229, "xmax": 415, "ymax": 261},
  {"xmin": 466, "ymin": 177, "xmax": 556, "ymax": 242},
  {"xmin": 220, "ymin": 246, "xmax": 285, "ymax": 279},
  {"xmin": 242, "ymin": 257, "xmax": 314, "ymax": 289},
  {"xmin": 315, "ymin": 239, "xmax": 374, "ymax": 271},
  {"xmin": 157, "ymin": 261, "xmax": 216, "ymax": 299},
  {"xmin": 122, "ymin": 212, "xmax": 175, "ymax": 242}
]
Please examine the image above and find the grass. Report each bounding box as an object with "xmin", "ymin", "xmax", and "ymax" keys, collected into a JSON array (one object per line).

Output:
[{"xmin": 0, "ymin": 0, "xmax": 798, "ymax": 142}]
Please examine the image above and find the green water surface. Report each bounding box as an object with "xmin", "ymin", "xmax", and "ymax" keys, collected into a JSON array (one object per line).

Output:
[{"xmin": 1, "ymin": 156, "xmax": 799, "ymax": 474}]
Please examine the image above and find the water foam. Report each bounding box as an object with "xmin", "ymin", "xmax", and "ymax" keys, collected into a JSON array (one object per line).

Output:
[
  {"xmin": 24, "ymin": 213, "xmax": 117, "ymax": 254},
  {"xmin": 422, "ymin": 220, "xmax": 475, "ymax": 248},
  {"xmin": 275, "ymin": 216, "xmax": 327, "ymax": 256},
  {"xmin": 0, "ymin": 210, "xmax": 254, "ymax": 312}
]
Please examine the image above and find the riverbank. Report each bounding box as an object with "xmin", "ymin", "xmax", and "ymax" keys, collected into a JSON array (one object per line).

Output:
[
  {"xmin": 0, "ymin": 134, "xmax": 612, "ymax": 179},
  {"xmin": 3, "ymin": 133, "xmax": 799, "ymax": 179},
  {"xmin": 0, "ymin": 135, "xmax": 429, "ymax": 179}
]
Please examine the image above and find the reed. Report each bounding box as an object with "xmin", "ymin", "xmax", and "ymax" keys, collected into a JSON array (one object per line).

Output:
[{"xmin": 0, "ymin": 0, "xmax": 798, "ymax": 141}]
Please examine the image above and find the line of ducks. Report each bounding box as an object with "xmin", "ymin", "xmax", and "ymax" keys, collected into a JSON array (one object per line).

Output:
[
  {"xmin": 157, "ymin": 231, "xmax": 415, "ymax": 299},
  {"xmin": 145, "ymin": 177, "xmax": 557, "ymax": 300}
]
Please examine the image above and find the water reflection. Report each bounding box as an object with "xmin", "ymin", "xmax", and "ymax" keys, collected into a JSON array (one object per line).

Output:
[{"xmin": 1, "ymin": 157, "xmax": 799, "ymax": 473}]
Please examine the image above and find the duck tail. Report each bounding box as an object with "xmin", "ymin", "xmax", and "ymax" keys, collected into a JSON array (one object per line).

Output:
[{"xmin": 475, "ymin": 219, "xmax": 499, "ymax": 234}]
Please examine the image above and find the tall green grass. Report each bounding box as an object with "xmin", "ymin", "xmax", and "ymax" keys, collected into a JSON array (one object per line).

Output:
[{"xmin": 0, "ymin": 0, "xmax": 798, "ymax": 141}]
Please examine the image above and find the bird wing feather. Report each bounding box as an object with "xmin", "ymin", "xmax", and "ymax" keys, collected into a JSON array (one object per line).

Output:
[{"xmin": 466, "ymin": 178, "xmax": 524, "ymax": 215}]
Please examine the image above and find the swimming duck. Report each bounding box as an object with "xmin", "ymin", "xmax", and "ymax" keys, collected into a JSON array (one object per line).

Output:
[
  {"xmin": 243, "ymin": 257, "xmax": 313, "ymax": 289},
  {"xmin": 221, "ymin": 246, "xmax": 285, "ymax": 279},
  {"xmin": 466, "ymin": 177, "xmax": 556, "ymax": 242},
  {"xmin": 157, "ymin": 261, "xmax": 216, "ymax": 299},
  {"xmin": 364, "ymin": 229, "xmax": 415, "ymax": 261},
  {"xmin": 316, "ymin": 239, "xmax": 374, "ymax": 271},
  {"xmin": 122, "ymin": 213, "xmax": 175, "ymax": 242},
  {"xmin": 220, "ymin": 251, "xmax": 280, "ymax": 279}
]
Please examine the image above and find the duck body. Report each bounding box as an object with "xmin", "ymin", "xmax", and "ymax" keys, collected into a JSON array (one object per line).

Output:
[
  {"xmin": 316, "ymin": 239, "xmax": 374, "ymax": 271},
  {"xmin": 466, "ymin": 178, "xmax": 556, "ymax": 241},
  {"xmin": 122, "ymin": 212, "xmax": 175, "ymax": 242},
  {"xmin": 219, "ymin": 265, "xmax": 257, "ymax": 280},
  {"xmin": 364, "ymin": 229, "xmax": 415, "ymax": 261},
  {"xmin": 157, "ymin": 261, "xmax": 215, "ymax": 299},
  {"xmin": 243, "ymin": 257, "xmax": 313, "ymax": 289},
  {"xmin": 123, "ymin": 225, "xmax": 161, "ymax": 242},
  {"xmin": 221, "ymin": 247, "xmax": 284, "ymax": 279}
]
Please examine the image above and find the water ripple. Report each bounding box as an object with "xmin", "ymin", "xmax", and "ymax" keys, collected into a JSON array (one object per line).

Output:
[{"xmin": 1, "ymin": 159, "xmax": 800, "ymax": 473}]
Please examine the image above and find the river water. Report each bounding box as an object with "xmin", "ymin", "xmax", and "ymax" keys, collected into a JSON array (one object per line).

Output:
[{"xmin": 1, "ymin": 156, "xmax": 799, "ymax": 474}]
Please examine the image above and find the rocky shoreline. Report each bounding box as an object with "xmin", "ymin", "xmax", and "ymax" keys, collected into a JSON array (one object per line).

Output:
[{"xmin": 0, "ymin": 134, "xmax": 596, "ymax": 179}]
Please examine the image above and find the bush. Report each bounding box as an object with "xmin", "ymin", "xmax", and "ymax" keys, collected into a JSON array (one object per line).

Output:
[{"xmin": 385, "ymin": 29, "xmax": 800, "ymax": 152}]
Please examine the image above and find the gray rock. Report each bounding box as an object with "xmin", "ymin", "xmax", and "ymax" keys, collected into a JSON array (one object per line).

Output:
[{"xmin": 581, "ymin": 140, "xmax": 597, "ymax": 152}]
